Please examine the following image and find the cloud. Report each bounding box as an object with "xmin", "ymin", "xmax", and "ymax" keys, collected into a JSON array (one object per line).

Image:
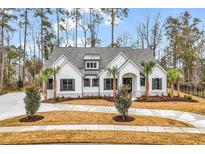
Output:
[
  {"xmin": 61, "ymin": 36, "xmax": 91, "ymax": 47},
  {"xmin": 64, "ymin": 8, "xmax": 89, "ymax": 14},
  {"xmin": 54, "ymin": 18, "xmax": 83, "ymax": 33},
  {"xmin": 105, "ymin": 16, "xmax": 122, "ymax": 26},
  {"xmin": 91, "ymin": 9, "xmax": 123, "ymax": 26},
  {"xmin": 59, "ymin": 19, "xmax": 75, "ymax": 31}
]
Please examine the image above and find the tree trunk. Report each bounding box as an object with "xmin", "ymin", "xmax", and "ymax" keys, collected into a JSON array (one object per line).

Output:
[
  {"xmin": 145, "ymin": 76, "xmax": 149, "ymax": 97},
  {"xmin": 0, "ymin": 18, "xmax": 4, "ymax": 90},
  {"xmin": 43, "ymin": 81, "xmax": 47, "ymax": 100},
  {"xmin": 111, "ymin": 9, "xmax": 114, "ymax": 47},
  {"xmin": 40, "ymin": 9, "xmax": 44, "ymax": 61},
  {"xmin": 53, "ymin": 73, "xmax": 56, "ymax": 98},
  {"xmin": 75, "ymin": 8, "xmax": 78, "ymax": 47},
  {"xmin": 23, "ymin": 8, "xmax": 28, "ymax": 85},
  {"xmin": 170, "ymin": 83, "xmax": 174, "ymax": 98},
  {"xmin": 56, "ymin": 9, "xmax": 60, "ymax": 47},
  {"xmin": 113, "ymin": 75, "xmax": 116, "ymax": 102},
  {"xmin": 177, "ymin": 81, "xmax": 180, "ymax": 97},
  {"xmin": 122, "ymin": 114, "xmax": 126, "ymax": 121},
  {"xmin": 18, "ymin": 17, "xmax": 22, "ymax": 82}
]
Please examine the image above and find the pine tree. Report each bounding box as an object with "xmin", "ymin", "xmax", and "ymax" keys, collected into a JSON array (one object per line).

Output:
[
  {"xmin": 102, "ymin": 9, "xmax": 128, "ymax": 47},
  {"xmin": 0, "ymin": 8, "xmax": 17, "ymax": 90}
]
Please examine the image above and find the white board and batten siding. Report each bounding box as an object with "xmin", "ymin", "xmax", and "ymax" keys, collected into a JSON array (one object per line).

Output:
[
  {"xmin": 99, "ymin": 53, "xmax": 127, "ymax": 96},
  {"xmin": 83, "ymin": 75, "xmax": 99, "ymax": 96},
  {"xmin": 48, "ymin": 56, "xmax": 83, "ymax": 98},
  {"xmin": 149, "ymin": 64, "xmax": 167, "ymax": 96},
  {"xmin": 47, "ymin": 53, "xmax": 167, "ymax": 98}
]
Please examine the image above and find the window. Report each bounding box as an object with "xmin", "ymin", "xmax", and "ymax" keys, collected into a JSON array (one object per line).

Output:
[
  {"xmin": 87, "ymin": 63, "xmax": 90, "ymax": 68},
  {"xmin": 47, "ymin": 79, "xmax": 53, "ymax": 90},
  {"xmin": 140, "ymin": 78, "xmax": 145, "ymax": 86},
  {"xmin": 84, "ymin": 78, "xmax": 90, "ymax": 87},
  {"xmin": 60, "ymin": 79, "xmax": 75, "ymax": 91},
  {"xmin": 92, "ymin": 78, "xmax": 99, "ymax": 87},
  {"xmin": 85, "ymin": 61, "xmax": 98, "ymax": 69},
  {"xmin": 104, "ymin": 78, "xmax": 118, "ymax": 90},
  {"xmin": 152, "ymin": 78, "xmax": 162, "ymax": 90}
]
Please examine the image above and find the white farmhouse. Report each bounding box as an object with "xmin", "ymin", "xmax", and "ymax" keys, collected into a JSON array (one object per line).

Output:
[{"xmin": 44, "ymin": 47, "xmax": 167, "ymax": 98}]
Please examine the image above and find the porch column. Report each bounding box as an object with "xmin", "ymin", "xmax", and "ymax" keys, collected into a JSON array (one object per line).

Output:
[
  {"xmin": 136, "ymin": 74, "xmax": 140, "ymax": 91},
  {"xmin": 118, "ymin": 73, "xmax": 123, "ymax": 87}
]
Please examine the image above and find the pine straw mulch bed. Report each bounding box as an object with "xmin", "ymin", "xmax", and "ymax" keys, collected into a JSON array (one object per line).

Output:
[
  {"xmin": 0, "ymin": 111, "xmax": 192, "ymax": 127},
  {"xmin": 1, "ymin": 130, "xmax": 205, "ymax": 144},
  {"xmin": 41, "ymin": 96, "xmax": 114, "ymax": 104},
  {"xmin": 136, "ymin": 96, "xmax": 198, "ymax": 102}
]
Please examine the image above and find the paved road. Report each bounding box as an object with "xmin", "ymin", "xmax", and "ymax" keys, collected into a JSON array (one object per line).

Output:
[{"xmin": 1, "ymin": 92, "xmax": 205, "ymax": 134}]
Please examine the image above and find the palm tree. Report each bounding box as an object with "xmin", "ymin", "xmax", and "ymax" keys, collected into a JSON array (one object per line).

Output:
[
  {"xmin": 107, "ymin": 66, "xmax": 118, "ymax": 102},
  {"xmin": 50, "ymin": 67, "xmax": 60, "ymax": 98},
  {"xmin": 141, "ymin": 61, "xmax": 155, "ymax": 97},
  {"xmin": 167, "ymin": 68, "xmax": 180, "ymax": 98},
  {"xmin": 36, "ymin": 68, "xmax": 52, "ymax": 100}
]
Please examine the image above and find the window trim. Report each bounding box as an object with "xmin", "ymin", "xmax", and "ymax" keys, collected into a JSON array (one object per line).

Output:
[
  {"xmin": 60, "ymin": 79, "xmax": 75, "ymax": 91},
  {"xmin": 84, "ymin": 78, "xmax": 91, "ymax": 87},
  {"xmin": 104, "ymin": 78, "xmax": 118, "ymax": 90},
  {"xmin": 152, "ymin": 78, "xmax": 162, "ymax": 90},
  {"xmin": 47, "ymin": 78, "xmax": 53, "ymax": 90},
  {"xmin": 85, "ymin": 61, "xmax": 99, "ymax": 70},
  {"xmin": 92, "ymin": 78, "xmax": 99, "ymax": 87},
  {"xmin": 140, "ymin": 77, "xmax": 145, "ymax": 87}
]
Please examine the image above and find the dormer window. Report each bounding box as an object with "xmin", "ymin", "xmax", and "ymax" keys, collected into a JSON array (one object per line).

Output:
[
  {"xmin": 85, "ymin": 61, "xmax": 99, "ymax": 69},
  {"xmin": 84, "ymin": 54, "xmax": 100, "ymax": 70}
]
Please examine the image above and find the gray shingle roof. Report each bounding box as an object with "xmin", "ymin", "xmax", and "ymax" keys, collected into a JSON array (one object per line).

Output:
[{"xmin": 44, "ymin": 47, "xmax": 156, "ymax": 73}]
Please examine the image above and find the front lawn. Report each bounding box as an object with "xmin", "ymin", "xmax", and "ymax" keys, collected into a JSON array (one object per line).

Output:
[
  {"xmin": 57, "ymin": 91, "xmax": 205, "ymax": 115},
  {"xmin": 132, "ymin": 90, "xmax": 205, "ymax": 115},
  {"xmin": 1, "ymin": 130, "xmax": 205, "ymax": 144},
  {"xmin": 0, "ymin": 111, "xmax": 191, "ymax": 127}
]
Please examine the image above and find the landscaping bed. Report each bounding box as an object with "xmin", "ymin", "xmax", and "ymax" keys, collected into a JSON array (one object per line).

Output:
[
  {"xmin": 137, "ymin": 96, "xmax": 198, "ymax": 102},
  {"xmin": 41, "ymin": 96, "xmax": 114, "ymax": 103}
]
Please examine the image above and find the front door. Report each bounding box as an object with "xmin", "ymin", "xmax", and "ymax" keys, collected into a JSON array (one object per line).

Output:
[{"xmin": 122, "ymin": 78, "xmax": 132, "ymax": 93}]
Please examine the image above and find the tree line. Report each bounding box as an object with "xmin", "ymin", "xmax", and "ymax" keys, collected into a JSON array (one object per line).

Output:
[{"xmin": 0, "ymin": 8, "xmax": 205, "ymax": 91}]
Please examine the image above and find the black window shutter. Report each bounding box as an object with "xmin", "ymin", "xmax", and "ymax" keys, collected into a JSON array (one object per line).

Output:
[
  {"xmin": 104, "ymin": 79, "xmax": 106, "ymax": 90},
  {"xmin": 72, "ymin": 79, "xmax": 75, "ymax": 91},
  {"xmin": 159, "ymin": 78, "xmax": 162, "ymax": 90},
  {"xmin": 60, "ymin": 79, "xmax": 63, "ymax": 91},
  {"xmin": 152, "ymin": 78, "xmax": 154, "ymax": 90}
]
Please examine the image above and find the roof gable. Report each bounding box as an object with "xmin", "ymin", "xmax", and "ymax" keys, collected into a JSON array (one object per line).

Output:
[
  {"xmin": 97, "ymin": 52, "xmax": 128, "ymax": 76},
  {"xmin": 44, "ymin": 47, "xmax": 156, "ymax": 74},
  {"xmin": 118, "ymin": 59, "xmax": 142, "ymax": 73}
]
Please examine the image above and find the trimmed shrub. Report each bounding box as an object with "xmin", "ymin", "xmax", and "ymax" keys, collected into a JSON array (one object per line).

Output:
[
  {"xmin": 115, "ymin": 85, "xmax": 132, "ymax": 121},
  {"xmin": 24, "ymin": 86, "xmax": 41, "ymax": 118},
  {"xmin": 54, "ymin": 96, "xmax": 60, "ymax": 102},
  {"xmin": 187, "ymin": 95, "xmax": 192, "ymax": 101}
]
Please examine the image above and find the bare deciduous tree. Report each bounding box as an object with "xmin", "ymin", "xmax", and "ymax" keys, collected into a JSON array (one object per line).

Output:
[{"xmin": 135, "ymin": 13, "xmax": 164, "ymax": 57}]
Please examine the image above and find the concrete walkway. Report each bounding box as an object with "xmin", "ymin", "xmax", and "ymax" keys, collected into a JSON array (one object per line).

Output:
[
  {"xmin": 1, "ymin": 92, "xmax": 205, "ymax": 134},
  {"xmin": 0, "ymin": 124, "xmax": 205, "ymax": 134}
]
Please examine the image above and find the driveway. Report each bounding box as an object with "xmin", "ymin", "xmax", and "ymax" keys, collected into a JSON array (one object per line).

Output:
[
  {"xmin": 0, "ymin": 92, "xmax": 26, "ymax": 120},
  {"xmin": 0, "ymin": 92, "xmax": 59, "ymax": 121}
]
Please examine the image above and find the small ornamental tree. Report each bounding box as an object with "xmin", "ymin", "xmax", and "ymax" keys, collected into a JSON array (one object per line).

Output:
[
  {"xmin": 115, "ymin": 85, "xmax": 132, "ymax": 121},
  {"xmin": 24, "ymin": 85, "xmax": 41, "ymax": 119}
]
